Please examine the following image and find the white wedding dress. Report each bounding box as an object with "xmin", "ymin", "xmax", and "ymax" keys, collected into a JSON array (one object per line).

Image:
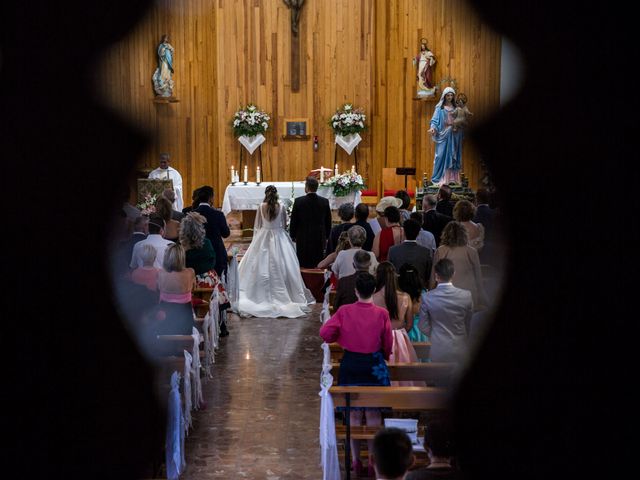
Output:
[{"xmin": 238, "ymin": 202, "xmax": 315, "ymax": 318}]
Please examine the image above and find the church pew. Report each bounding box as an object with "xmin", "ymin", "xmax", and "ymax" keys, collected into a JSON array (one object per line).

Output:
[
  {"xmin": 154, "ymin": 334, "xmax": 203, "ymax": 357},
  {"xmin": 330, "ymin": 385, "xmax": 449, "ymax": 478},
  {"xmin": 329, "ymin": 342, "xmax": 431, "ymax": 362},
  {"xmin": 330, "ymin": 362, "xmax": 456, "ymax": 386},
  {"xmin": 192, "ymin": 287, "xmax": 214, "ymax": 303}
]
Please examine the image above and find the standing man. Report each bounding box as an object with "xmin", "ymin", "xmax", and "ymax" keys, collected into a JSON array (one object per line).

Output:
[
  {"xmin": 289, "ymin": 176, "xmax": 332, "ymax": 268},
  {"xmin": 148, "ymin": 152, "xmax": 183, "ymax": 211},
  {"xmin": 422, "ymin": 194, "xmax": 451, "ymax": 247},
  {"xmin": 418, "ymin": 258, "xmax": 473, "ymax": 364},
  {"xmin": 194, "ymin": 186, "xmax": 230, "ymax": 277}
]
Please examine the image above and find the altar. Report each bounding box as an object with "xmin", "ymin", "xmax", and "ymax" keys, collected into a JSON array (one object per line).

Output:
[{"xmin": 221, "ymin": 181, "xmax": 361, "ymax": 216}]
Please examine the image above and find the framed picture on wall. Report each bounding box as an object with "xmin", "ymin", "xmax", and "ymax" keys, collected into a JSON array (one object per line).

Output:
[{"xmin": 282, "ymin": 118, "xmax": 310, "ymax": 139}]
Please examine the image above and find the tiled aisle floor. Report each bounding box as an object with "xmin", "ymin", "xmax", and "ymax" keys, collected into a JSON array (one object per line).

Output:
[{"xmin": 182, "ymin": 305, "xmax": 325, "ymax": 479}]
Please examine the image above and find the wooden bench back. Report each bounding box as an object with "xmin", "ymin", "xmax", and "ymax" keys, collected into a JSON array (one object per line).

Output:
[
  {"xmin": 330, "ymin": 362, "xmax": 455, "ymax": 386},
  {"xmin": 330, "ymin": 385, "xmax": 449, "ymax": 410}
]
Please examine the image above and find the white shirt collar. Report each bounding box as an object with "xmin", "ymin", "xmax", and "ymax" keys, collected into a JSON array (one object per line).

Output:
[
  {"xmin": 198, "ymin": 202, "xmax": 210, "ymax": 206},
  {"xmin": 404, "ymin": 240, "xmax": 417, "ymax": 243},
  {"xmin": 437, "ymin": 281, "xmax": 453, "ymax": 286}
]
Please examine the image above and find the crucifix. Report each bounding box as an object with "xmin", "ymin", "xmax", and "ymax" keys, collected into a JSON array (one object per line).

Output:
[{"xmin": 283, "ymin": 0, "xmax": 305, "ymax": 92}]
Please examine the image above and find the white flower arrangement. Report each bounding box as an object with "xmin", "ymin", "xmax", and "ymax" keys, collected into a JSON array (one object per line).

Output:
[
  {"xmin": 321, "ymin": 171, "xmax": 366, "ymax": 197},
  {"xmin": 232, "ymin": 104, "xmax": 271, "ymax": 138},
  {"xmin": 329, "ymin": 103, "xmax": 366, "ymax": 136}
]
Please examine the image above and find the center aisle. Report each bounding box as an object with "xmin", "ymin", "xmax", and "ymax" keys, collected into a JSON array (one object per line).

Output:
[{"xmin": 182, "ymin": 305, "xmax": 324, "ymax": 479}]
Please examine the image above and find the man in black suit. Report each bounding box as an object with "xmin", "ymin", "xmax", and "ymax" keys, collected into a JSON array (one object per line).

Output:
[
  {"xmin": 435, "ymin": 184, "xmax": 455, "ymax": 217},
  {"xmin": 388, "ymin": 219, "xmax": 433, "ymax": 287},
  {"xmin": 289, "ymin": 176, "xmax": 332, "ymax": 268},
  {"xmin": 194, "ymin": 186, "xmax": 231, "ymax": 277},
  {"xmin": 422, "ymin": 194, "xmax": 452, "ymax": 247},
  {"xmin": 473, "ymin": 188, "xmax": 495, "ymax": 233}
]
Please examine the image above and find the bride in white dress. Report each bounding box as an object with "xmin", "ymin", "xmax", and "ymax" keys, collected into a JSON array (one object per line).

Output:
[{"xmin": 238, "ymin": 185, "xmax": 315, "ymax": 318}]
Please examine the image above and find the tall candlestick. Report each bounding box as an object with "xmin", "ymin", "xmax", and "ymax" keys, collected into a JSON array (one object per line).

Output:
[
  {"xmin": 243, "ymin": 165, "xmax": 248, "ymax": 183},
  {"xmin": 320, "ymin": 166, "xmax": 324, "ymax": 183},
  {"xmin": 334, "ymin": 163, "xmax": 339, "ymax": 176},
  {"xmin": 256, "ymin": 166, "xmax": 261, "ymax": 183},
  {"xmin": 351, "ymin": 165, "xmax": 355, "ymax": 174},
  {"xmin": 231, "ymin": 165, "xmax": 235, "ymax": 183}
]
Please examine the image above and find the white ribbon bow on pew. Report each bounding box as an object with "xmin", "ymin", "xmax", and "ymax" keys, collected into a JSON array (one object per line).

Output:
[
  {"xmin": 319, "ymin": 343, "xmax": 340, "ymax": 480},
  {"xmin": 321, "ymin": 270, "xmax": 332, "ymax": 324}
]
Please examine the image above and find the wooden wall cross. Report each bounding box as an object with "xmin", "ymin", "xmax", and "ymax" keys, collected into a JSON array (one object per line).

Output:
[{"xmin": 283, "ymin": 0, "xmax": 305, "ymax": 92}]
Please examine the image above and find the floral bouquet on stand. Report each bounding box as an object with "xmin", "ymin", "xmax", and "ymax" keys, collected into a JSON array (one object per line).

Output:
[
  {"xmin": 232, "ymin": 104, "xmax": 270, "ymax": 154},
  {"xmin": 329, "ymin": 103, "xmax": 366, "ymax": 155},
  {"xmin": 321, "ymin": 171, "xmax": 366, "ymax": 197},
  {"xmin": 136, "ymin": 193, "xmax": 158, "ymax": 215}
]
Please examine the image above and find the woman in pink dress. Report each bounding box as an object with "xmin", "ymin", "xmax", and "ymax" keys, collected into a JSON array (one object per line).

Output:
[{"xmin": 372, "ymin": 262, "xmax": 424, "ymax": 387}]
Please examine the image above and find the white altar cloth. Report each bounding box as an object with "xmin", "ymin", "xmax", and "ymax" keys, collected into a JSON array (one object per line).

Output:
[{"xmin": 221, "ymin": 181, "xmax": 361, "ymax": 216}]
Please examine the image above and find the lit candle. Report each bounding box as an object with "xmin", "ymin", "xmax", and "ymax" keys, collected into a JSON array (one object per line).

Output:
[
  {"xmin": 231, "ymin": 165, "xmax": 235, "ymax": 183},
  {"xmin": 334, "ymin": 163, "xmax": 339, "ymax": 176},
  {"xmin": 351, "ymin": 165, "xmax": 355, "ymax": 174},
  {"xmin": 320, "ymin": 166, "xmax": 324, "ymax": 183},
  {"xmin": 256, "ymin": 166, "xmax": 261, "ymax": 183},
  {"xmin": 243, "ymin": 165, "xmax": 248, "ymax": 183}
]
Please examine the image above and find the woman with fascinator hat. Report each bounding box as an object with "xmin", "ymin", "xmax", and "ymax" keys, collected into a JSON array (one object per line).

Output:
[{"xmin": 428, "ymin": 86, "xmax": 464, "ymax": 185}]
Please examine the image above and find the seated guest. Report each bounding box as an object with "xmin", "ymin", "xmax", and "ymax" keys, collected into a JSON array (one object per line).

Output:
[
  {"xmin": 131, "ymin": 244, "xmax": 159, "ymax": 291},
  {"xmin": 320, "ymin": 273, "xmax": 393, "ymax": 478},
  {"xmin": 388, "ymin": 219, "xmax": 433, "ymax": 287},
  {"xmin": 155, "ymin": 243, "xmax": 197, "ymax": 335},
  {"xmin": 406, "ymin": 417, "xmax": 460, "ymax": 480},
  {"xmin": 155, "ymin": 196, "xmax": 180, "ymax": 242},
  {"xmin": 372, "ymin": 262, "xmax": 422, "ymax": 386},
  {"xmin": 112, "ymin": 215, "xmax": 148, "ymax": 276},
  {"xmin": 395, "ymin": 189, "xmax": 412, "ymax": 223},
  {"xmin": 331, "ymin": 225, "xmax": 378, "ymax": 279},
  {"xmin": 410, "ymin": 211, "xmax": 436, "ymax": 253},
  {"xmin": 430, "ymin": 221, "xmax": 488, "ymax": 311},
  {"xmin": 373, "ymin": 206, "xmax": 405, "ymax": 262},
  {"xmin": 326, "ymin": 202, "xmax": 355, "ymax": 254},
  {"xmin": 371, "ymin": 427, "xmax": 415, "ymax": 480},
  {"xmin": 130, "ymin": 213, "xmax": 174, "ymax": 269},
  {"xmin": 333, "ymin": 249, "xmax": 372, "ymax": 311},
  {"xmin": 420, "ymin": 258, "xmax": 473, "ymax": 364},
  {"xmin": 354, "ymin": 202, "xmax": 375, "ymax": 251},
  {"xmin": 453, "ymin": 199, "xmax": 484, "ymax": 251},
  {"xmin": 317, "ymin": 231, "xmax": 351, "ymax": 270},
  {"xmin": 180, "ymin": 212, "xmax": 231, "ymax": 336}
]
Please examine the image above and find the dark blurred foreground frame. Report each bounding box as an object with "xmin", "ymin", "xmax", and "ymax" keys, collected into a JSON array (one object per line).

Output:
[{"xmin": 1, "ymin": 0, "xmax": 635, "ymax": 478}]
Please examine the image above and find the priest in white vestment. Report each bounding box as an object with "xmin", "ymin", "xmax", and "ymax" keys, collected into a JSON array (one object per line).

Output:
[{"xmin": 148, "ymin": 153, "xmax": 184, "ymax": 211}]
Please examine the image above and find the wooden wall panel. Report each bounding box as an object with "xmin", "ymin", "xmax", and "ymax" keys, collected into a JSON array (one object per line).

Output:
[
  {"xmin": 97, "ymin": 0, "xmax": 500, "ymax": 207},
  {"xmin": 372, "ymin": 0, "xmax": 501, "ymax": 193}
]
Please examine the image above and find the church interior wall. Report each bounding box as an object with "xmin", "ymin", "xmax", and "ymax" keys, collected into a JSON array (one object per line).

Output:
[{"xmin": 98, "ymin": 0, "xmax": 501, "ymax": 206}]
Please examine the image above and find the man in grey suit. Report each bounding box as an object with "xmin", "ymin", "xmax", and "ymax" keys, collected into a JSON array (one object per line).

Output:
[
  {"xmin": 388, "ymin": 219, "xmax": 433, "ymax": 288},
  {"xmin": 418, "ymin": 258, "xmax": 473, "ymax": 364}
]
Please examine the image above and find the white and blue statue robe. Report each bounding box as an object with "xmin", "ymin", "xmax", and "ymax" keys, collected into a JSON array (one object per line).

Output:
[{"xmin": 429, "ymin": 101, "xmax": 463, "ymax": 184}]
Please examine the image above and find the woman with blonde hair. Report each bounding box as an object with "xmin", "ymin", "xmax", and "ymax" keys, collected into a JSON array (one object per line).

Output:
[
  {"xmin": 156, "ymin": 243, "xmax": 196, "ymax": 334},
  {"xmin": 430, "ymin": 221, "xmax": 488, "ymax": 311}
]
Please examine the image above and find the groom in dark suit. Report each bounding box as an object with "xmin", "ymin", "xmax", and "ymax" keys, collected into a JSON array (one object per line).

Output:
[{"xmin": 289, "ymin": 176, "xmax": 332, "ymax": 268}]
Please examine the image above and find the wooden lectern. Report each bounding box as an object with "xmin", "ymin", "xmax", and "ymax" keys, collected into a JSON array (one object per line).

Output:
[{"xmin": 137, "ymin": 178, "xmax": 174, "ymax": 204}]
